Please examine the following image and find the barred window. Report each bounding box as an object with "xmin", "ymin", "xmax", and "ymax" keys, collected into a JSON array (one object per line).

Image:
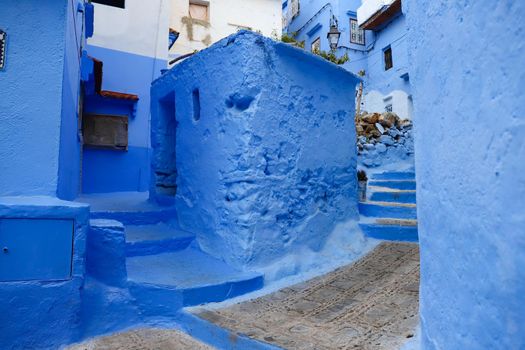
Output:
[{"xmin": 350, "ymin": 19, "xmax": 365, "ymax": 45}]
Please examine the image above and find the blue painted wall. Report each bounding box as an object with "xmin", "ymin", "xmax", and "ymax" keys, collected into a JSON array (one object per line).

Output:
[
  {"xmin": 151, "ymin": 31, "xmax": 360, "ymax": 268},
  {"xmin": 405, "ymin": 1, "xmax": 525, "ymax": 349},
  {"xmin": 361, "ymin": 13, "xmax": 410, "ymax": 96},
  {"xmin": 0, "ymin": 197, "xmax": 89, "ymax": 349},
  {"xmin": 81, "ymin": 45, "xmax": 166, "ymax": 194},
  {"xmin": 286, "ymin": 0, "xmax": 369, "ymax": 75},
  {"xmin": 286, "ymin": 0, "xmax": 412, "ymax": 118},
  {"xmin": 58, "ymin": 0, "xmax": 87, "ymax": 200},
  {"xmin": 0, "ymin": 1, "xmax": 68, "ymax": 197}
]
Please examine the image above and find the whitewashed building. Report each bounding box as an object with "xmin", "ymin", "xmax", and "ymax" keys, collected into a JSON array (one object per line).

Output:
[{"xmin": 169, "ymin": 0, "xmax": 282, "ymax": 63}]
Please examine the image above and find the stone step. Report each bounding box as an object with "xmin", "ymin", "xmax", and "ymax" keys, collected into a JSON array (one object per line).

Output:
[
  {"xmin": 359, "ymin": 220, "xmax": 418, "ymax": 242},
  {"xmin": 371, "ymin": 171, "xmax": 416, "ymax": 180},
  {"xmin": 359, "ymin": 201, "xmax": 417, "ymax": 219},
  {"xmin": 368, "ymin": 180, "xmax": 416, "ymax": 190},
  {"xmin": 126, "ymin": 223, "xmax": 195, "ymax": 257},
  {"xmin": 370, "ymin": 190, "xmax": 416, "ymax": 204},
  {"xmin": 126, "ymin": 247, "xmax": 264, "ymax": 307},
  {"xmin": 78, "ymin": 192, "xmax": 177, "ymax": 225}
]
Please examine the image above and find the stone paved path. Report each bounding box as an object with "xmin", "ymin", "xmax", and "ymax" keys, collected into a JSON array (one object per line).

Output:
[
  {"xmin": 67, "ymin": 328, "xmax": 214, "ymax": 350},
  {"xmin": 195, "ymin": 242, "xmax": 420, "ymax": 350}
]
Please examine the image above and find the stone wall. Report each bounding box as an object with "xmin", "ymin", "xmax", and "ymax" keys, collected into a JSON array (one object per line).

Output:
[
  {"xmin": 356, "ymin": 112, "xmax": 414, "ymax": 168},
  {"xmin": 151, "ymin": 31, "xmax": 360, "ymax": 268}
]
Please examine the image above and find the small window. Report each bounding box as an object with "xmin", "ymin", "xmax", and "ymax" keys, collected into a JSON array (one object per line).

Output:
[
  {"xmin": 189, "ymin": 1, "xmax": 209, "ymax": 22},
  {"xmin": 384, "ymin": 46, "xmax": 393, "ymax": 70},
  {"xmin": 92, "ymin": 0, "xmax": 125, "ymax": 8},
  {"xmin": 311, "ymin": 37, "xmax": 321, "ymax": 53},
  {"xmin": 350, "ymin": 19, "xmax": 365, "ymax": 45},
  {"xmin": 385, "ymin": 104, "xmax": 393, "ymax": 112},
  {"xmin": 192, "ymin": 88, "xmax": 201, "ymax": 121},
  {"xmin": 82, "ymin": 114, "xmax": 128, "ymax": 150},
  {"xmin": 290, "ymin": 0, "xmax": 300, "ymax": 19}
]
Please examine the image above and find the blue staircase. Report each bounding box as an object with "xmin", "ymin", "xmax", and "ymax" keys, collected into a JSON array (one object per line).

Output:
[
  {"xmin": 79, "ymin": 192, "xmax": 264, "ymax": 309},
  {"xmin": 359, "ymin": 172, "xmax": 418, "ymax": 242}
]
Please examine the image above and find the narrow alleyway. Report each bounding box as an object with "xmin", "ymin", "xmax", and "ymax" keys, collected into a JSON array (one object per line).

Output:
[
  {"xmin": 195, "ymin": 242, "xmax": 420, "ymax": 350},
  {"xmin": 67, "ymin": 242, "xmax": 419, "ymax": 349}
]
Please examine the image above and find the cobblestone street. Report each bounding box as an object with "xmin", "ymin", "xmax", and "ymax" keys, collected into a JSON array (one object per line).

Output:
[
  {"xmin": 196, "ymin": 242, "xmax": 420, "ymax": 350},
  {"xmin": 68, "ymin": 328, "xmax": 214, "ymax": 350},
  {"xmin": 68, "ymin": 242, "xmax": 419, "ymax": 350}
]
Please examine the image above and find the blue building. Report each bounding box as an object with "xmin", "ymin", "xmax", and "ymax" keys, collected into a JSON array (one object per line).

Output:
[
  {"xmin": 284, "ymin": 0, "xmax": 413, "ymax": 120},
  {"xmin": 0, "ymin": 1, "xmax": 93, "ymax": 347},
  {"xmin": 150, "ymin": 31, "xmax": 361, "ymax": 269},
  {"xmin": 80, "ymin": 0, "xmax": 170, "ymax": 194}
]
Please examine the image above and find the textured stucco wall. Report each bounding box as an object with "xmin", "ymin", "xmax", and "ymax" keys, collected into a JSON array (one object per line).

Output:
[
  {"xmin": 151, "ymin": 31, "xmax": 360, "ymax": 268},
  {"xmin": 0, "ymin": 0, "xmax": 68, "ymax": 196},
  {"xmin": 405, "ymin": 1, "xmax": 525, "ymax": 349}
]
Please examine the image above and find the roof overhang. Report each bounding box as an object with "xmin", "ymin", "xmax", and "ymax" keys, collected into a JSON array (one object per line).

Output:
[{"xmin": 359, "ymin": 0, "xmax": 402, "ymax": 31}]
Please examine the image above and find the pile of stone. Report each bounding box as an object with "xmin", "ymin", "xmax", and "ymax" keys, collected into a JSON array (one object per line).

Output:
[{"xmin": 355, "ymin": 111, "xmax": 414, "ymax": 167}]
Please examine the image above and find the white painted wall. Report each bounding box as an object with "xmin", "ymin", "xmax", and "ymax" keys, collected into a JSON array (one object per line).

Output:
[
  {"xmin": 363, "ymin": 89, "xmax": 412, "ymax": 120},
  {"xmin": 357, "ymin": 0, "xmax": 395, "ymax": 25},
  {"xmin": 169, "ymin": 0, "xmax": 282, "ymax": 61},
  {"xmin": 88, "ymin": 0, "xmax": 170, "ymax": 60}
]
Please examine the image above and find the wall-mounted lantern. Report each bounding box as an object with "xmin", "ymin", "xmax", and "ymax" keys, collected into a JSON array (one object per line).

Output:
[{"xmin": 327, "ymin": 16, "xmax": 341, "ymax": 51}]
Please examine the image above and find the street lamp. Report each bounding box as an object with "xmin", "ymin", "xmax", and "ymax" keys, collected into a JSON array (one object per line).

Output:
[{"xmin": 327, "ymin": 17, "xmax": 341, "ymax": 51}]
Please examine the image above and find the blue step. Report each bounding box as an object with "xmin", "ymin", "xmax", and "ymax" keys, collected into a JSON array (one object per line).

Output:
[
  {"xmin": 368, "ymin": 180, "xmax": 416, "ymax": 190},
  {"xmin": 360, "ymin": 222, "xmax": 418, "ymax": 242},
  {"xmin": 371, "ymin": 172, "xmax": 415, "ymax": 180},
  {"xmin": 78, "ymin": 192, "xmax": 177, "ymax": 225},
  {"xmin": 126, "ymin": 223, "xmax": 195, "ymax": 257},
  {"xmin": 370, "ymin": 191, "xmax": 416, "ymax": 204},
  {"xmin": 126, "ymin": 247, "xmax": 264, "ymax": 307},
  {"xmin": 359, "ymin": 201, "xmax": 417, "ymax": 219}
]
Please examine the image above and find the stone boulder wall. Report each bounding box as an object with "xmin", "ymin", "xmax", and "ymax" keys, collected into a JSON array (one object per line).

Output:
[
  {"xmin": 150, "ymin": 31, "xmax": 360, "ymax": 268},
  {"xmin": 356, "ymin": 112, "xmax": 414, "ymax": 167}
]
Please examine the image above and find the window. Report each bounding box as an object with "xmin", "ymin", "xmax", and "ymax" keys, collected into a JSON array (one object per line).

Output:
[
  {"xmin": 385, "ymin": 104, "xmax": 393, "ymax": 112},
  {"xmin": 91, "ymin": 0, "xmax": 125, "ymax": 8},
  {"xmin": 82, "ymin": 114, "xmax": 128, "ymax": 150},
  {"xmin": 384, "ymin": 46, "xmax": 393, "ymax": 70},
  {"xmin": 311, "ymin": 37, "xmax": 321, "ymax": 53},
  {"xmin": 189, "ymin": 1, "xmax": 209, "ymax": 22},
  {"xmin": 350, "ymin": 19, "xmax": 365, "ymax": 45},
  {"xmin": 290, "ymin": 0, "xmax": 300, "ymax": 19},
  {"xmin": 192, "ymin": 88, "xmax": 201, "ymax": 121}
]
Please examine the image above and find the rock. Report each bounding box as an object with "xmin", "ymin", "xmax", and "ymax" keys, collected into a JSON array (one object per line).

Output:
[
  {"xmin": 400, "ymin": 119, "xmax": 412, "ymax": 128},
  {"xmin": 376, "ymin": 143, "xmax": 387, "ymax": 153},
  {"xmin": 358, "ymin": 136, "xmax": 367, "ymax": 144},
  {"xmin": 364, "ymin": 143, "xmax": 375, "ymax": 151},
  {"xmin": 388, "ymin": 127, "xmax": 401, "ymax": 137},
  {"xmin": 375, "ymin": 123, "xmax": 385, "ymax": 134},
  {"xmin": 362, "ymin": 113, "xmax": 381, "ymax": 124},
  {"xmin": 370, "ymin": 130, "xmax": 381, "ymax": 138},
  {"xmin": 379, "ymin": 135, "xmax": 395, "ymax": 145},
  {"xmin": 363, "ymin": 158, "xmax": 374, "ymax": 166}
]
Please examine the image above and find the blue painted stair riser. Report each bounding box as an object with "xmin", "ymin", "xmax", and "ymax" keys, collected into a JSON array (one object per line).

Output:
[{"xmin": 359, "ymin": 202, "xmax": 417, "ymax": 220}]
